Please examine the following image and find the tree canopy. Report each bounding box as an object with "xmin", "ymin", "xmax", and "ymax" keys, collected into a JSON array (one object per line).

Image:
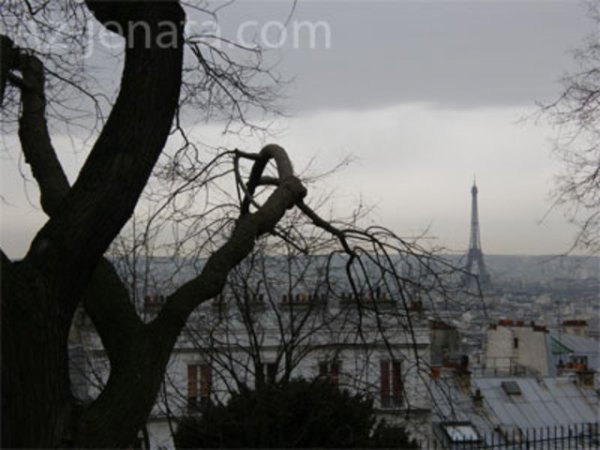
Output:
[{"xmin": 174, "ymin": 378, "xmax": 418, "ymax": 449}]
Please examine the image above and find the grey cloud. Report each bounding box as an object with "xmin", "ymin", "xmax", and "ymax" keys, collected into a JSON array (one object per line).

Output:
[{"xmin": 212, "ymin": 1, "xmax": 592, "ymax": 112}]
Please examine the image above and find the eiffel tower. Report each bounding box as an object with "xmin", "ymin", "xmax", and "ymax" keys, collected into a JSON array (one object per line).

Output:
[{"xmin": 463, "ymin": 180, "xmax": 491, "ymax": 289}]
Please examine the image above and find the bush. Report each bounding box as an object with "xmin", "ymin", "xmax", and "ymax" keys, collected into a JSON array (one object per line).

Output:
[{"xmin": 174, "ymin": 378, "xmax": 418, "ymax": 448}]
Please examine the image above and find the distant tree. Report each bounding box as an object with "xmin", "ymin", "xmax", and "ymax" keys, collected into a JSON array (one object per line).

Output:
[
  {"xmin": 173, "ymin": 378, "xmax": 418, "ymax": 449},
  {"xmin": 543, "ymin": 1, "xmax": 600, "ymax": 253}
]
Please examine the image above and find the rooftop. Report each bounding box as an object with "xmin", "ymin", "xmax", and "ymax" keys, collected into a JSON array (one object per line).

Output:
[{"xmin": 472, "ymin": 376, "xmax": 598, "ymax": 429}]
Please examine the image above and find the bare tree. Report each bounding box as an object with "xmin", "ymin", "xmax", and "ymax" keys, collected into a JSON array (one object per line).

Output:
[
  {"xmin": 1, "ymin": 1, "xmax": 463, "ymax": 448},
  {"xmin": 0, "ymin": 2, "xmax": 297, "ymax": 446},
  {"xmin": 542, "ymin": 1, "xmax": 600, "ymax": 253},
  {"xmin": 109, "ymin": 195, "xmax": 466, "ymax": 434},
  {"xmin": 113, "ymin": 215, "xmax": 458, "ymax": 446}
]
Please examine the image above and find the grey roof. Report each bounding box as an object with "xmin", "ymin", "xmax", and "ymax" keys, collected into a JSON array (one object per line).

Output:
[
  {"xmin": 432, "ymin": 374, "xmax": 599, "ymax": 447},
  {"xmin": 431, "ymin": 377, "xmax": 474, "ymax": 423},
  {"xmin": 550, "ymin": 332, "xmax": 599, "ymax": 354},
  {"xmin": 472, "ymin": 377, "xmax": 598, "ymax": 429}
]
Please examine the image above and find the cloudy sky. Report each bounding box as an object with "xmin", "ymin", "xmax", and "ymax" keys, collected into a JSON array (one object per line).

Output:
[
  {"xmin": 220, "ymin": 0, "xmax": 594, "ymax": 256},
  {"xmin": 1, "ymin": 0, "xmax": 595, "ymax": 257}
]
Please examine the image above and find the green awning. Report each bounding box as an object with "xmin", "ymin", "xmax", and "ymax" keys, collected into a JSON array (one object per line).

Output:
[{"xmin": 551, "ymin": 337, "xmax": 573, "ymax": 355}]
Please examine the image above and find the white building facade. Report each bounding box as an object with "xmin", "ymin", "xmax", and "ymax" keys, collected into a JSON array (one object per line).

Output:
[
  {"xmin": 74, "ymin": 291, "xmax": 433, "ymax": 449},
  {"xmin": 484, "ymin": 320, "xmax": 556, "ymax": 377}
]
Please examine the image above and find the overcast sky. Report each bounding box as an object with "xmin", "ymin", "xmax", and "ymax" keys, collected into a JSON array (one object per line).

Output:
[
  {"xmin": 1, "ymin": 0, "xmax": 595, "ymax": 257},
  {"xmin": 208, "ymin": 0, "xmax": 594, "ymax": 255}
]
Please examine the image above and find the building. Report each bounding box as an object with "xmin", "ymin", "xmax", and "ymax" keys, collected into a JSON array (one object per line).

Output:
[
  {"xmin": 560, "ymin": 319, "xmax": 589, "ymax": 337},
  {"xmin": 72, "ymin": 287, "xmax": 434, "ymax": 449},
  {"xmin": 551, "ymin": 323, "xmax": 600, "ymax": 392},
  {"xmin": 430, "ymin": 320, "xmax": 461, "ymax": 365},
  {"xmin": 429, "ymin": 319, "xmax": 600, "ymax": 449},
  {"xmin": 484, "ymin": 320, "xmax": 556, "ymax": 377},
  {"xmin": 483, "ymin": 318, "xmax": 599, "ymax": 387},
  {"xmin": 426, "ymin": 315, "xmax": 600, "ymax": 449}
]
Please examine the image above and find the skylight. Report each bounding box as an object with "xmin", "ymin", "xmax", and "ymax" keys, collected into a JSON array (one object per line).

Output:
[
  {"xmin": 443, "ymin": 423, "xmax": 480, "ymax": 442},
  {"xmin": 501, "ymin": 381, "xmax": 522, "ymax": 396}
]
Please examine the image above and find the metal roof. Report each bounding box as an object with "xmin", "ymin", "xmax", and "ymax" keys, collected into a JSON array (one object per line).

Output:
[
  {"xmin": 472, "ymin": 377, "xmax": 598, "ymax": 429},
  {"xmin": 550, "ymin": 331, "xmax": 599, "ymax": 356},
  {"xmin": 432, "ymin": 374, "xmax": 599, "ymax": 440}
]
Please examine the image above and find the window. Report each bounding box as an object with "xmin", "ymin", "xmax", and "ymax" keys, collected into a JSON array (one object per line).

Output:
[
  {"xmin": 266, "ymin": 362, "xmax": 277, "ymax": 384},
  {"xmin": 318, "ymin": 360, "xmax": 340, "ymax": 386},
  {"xmin": 187, "ymin": 363, "xmax": 212, "ymax": 411},
  {"xmin": 380, "ymin": 360, "xmax": 403, "ymax": 407},
  {"xmin": 258, "ymin": 362, "xmax": 277, "ymax": 385},
  {"xmin": 513, "ymin": 337, "xmax": 519, "ymax": 349}
]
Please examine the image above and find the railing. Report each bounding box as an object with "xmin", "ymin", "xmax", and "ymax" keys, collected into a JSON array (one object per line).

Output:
[
  {"xmin": 473, "ymin": 360, "xmax": 541, "ymax": 378},
  {"xmin": 424, "ymin": 422, "xmax": 600, "ymax": 449}
]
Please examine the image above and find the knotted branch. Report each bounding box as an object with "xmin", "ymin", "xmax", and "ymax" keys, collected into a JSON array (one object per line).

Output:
[{"xmin": 153, "ymin": 144, "xmax": 306, "ymax": 340}]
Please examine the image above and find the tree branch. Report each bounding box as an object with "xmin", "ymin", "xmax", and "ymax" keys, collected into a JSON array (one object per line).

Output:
[
  {"xmin": 152, "ymin": 145, "xmax": 307, "ymax": 342},
  {"xmin": 0, "ymin": 35, "xmax": 16, "ymax": 106},
  {"xmin": 4, "ymin": 36, "xmax": 142, "ymax": 362},
  {"xmin": 25, "ymin": 2, "xmax": 186, "ymax": 306},
  {"xmin": 240, "ymin": 144, "xmax": 295, "ymax": 215},
  {"xmin": 2, "ymin": 34, "xmax": 69, "ymax": 217},
  {"xmin": 10, "ymin": 48, "xmax": 70, "ymax": 217},
  {"xmin": 296, "ymin": 200, "xmax": 355, "ymax": 256},
  {"xmin": 77, "ymin": 143, "xmax": 305, "ymax": 447},
  {"xmin": 82, "ymin": 259, "xmax": 144, "ymax": 363}
]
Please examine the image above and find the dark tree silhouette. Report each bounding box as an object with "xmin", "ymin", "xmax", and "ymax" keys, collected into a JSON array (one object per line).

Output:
[
  {"xmin": 0, "ymin": 2, "xmax": 304, "ymax": 447},
  {"xmin": 173, "ymin": 378, "xmax": 419, "ymax": 449}
]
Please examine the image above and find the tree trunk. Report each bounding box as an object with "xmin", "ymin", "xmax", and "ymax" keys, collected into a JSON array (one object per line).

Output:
[
  {"xmin": 1, "ymin": 259, "xmax": 178, "ymax": 448},
  {"xmin": 2, "ymin": 261, "xmax": 74, "ymax": 447},
  {"xmin": 1, "ymin": 2, "xmax": 311, "ymax": 447},
  {"xmin": 2, "ymin": 2, "xmax": 186, "ymax": 447},
  {"xmin": 74, "ymin": 330, "xmax": 175, "ymax": 448}
]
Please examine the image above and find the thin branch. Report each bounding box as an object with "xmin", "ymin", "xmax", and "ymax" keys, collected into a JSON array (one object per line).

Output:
[{"xmin": 152, "ymin": 145, "xmax": 307, "ymax": 341}]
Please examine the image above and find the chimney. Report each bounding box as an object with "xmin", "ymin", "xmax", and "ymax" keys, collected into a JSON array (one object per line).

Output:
[
  {"xmin": 472, "ymin": 389, "xmax": 483, "ymax": 409},
  {"xmin": 456, "ymin": 355, "xmax": 471, "ymax": 391},
  {"xmin": 576, "ymin": 369, "xmax": 595, "ymax": 389}
]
